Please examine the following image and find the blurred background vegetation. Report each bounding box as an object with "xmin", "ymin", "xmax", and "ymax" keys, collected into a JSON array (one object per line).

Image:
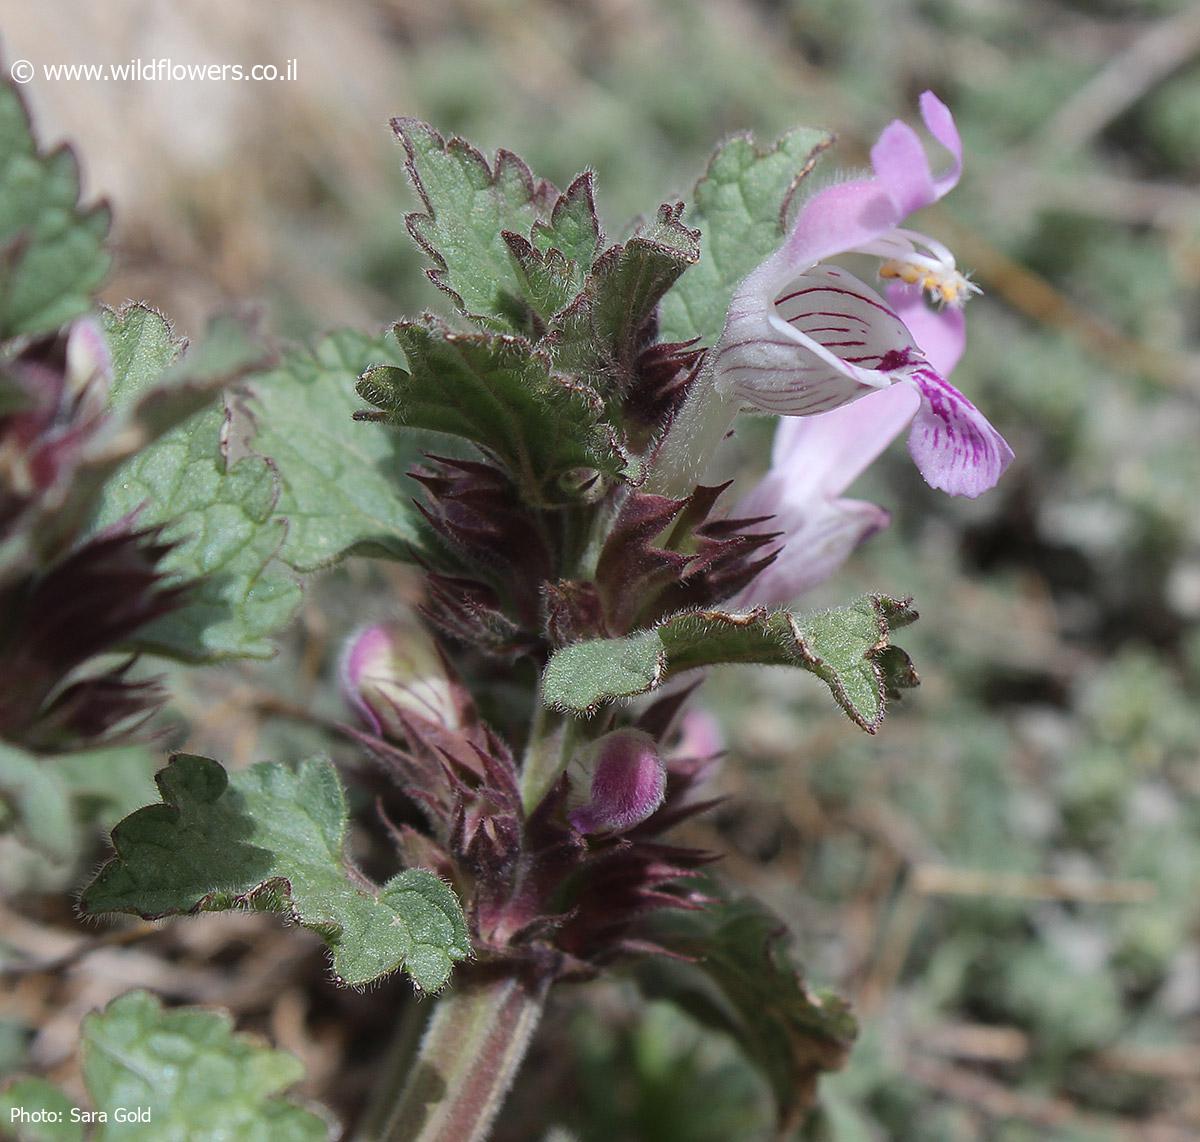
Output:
[{"xmin": 2, "ymin": 0, "xmax": 1200, "ymax": 1138}]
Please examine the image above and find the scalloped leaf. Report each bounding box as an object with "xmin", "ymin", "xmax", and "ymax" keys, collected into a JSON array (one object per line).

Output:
[
  {"xmin": 396, "ymin": 117, "xmax": 558, "ymax": 330},
  {"xmin": 92, "ymin": 312, "xmax": 301, "ymax": 660},
  {"xmin": 82, "ymin": 990, "xmax": 328, "ymax": 1140},
  {"xmin": 550, "ymin": 202, "xmax": 701, "ymax": 391},
  {"xmin": 658, "ymin": 128, "xmax": 833, "ymax": 346},
  {"xmin": 81, "ymin": 754, "xmax": 470, "ymax": 991},
  {"xmin": 531, "ymin": 170, "xmax": 602, "ymax": 266},
  {"xmin": 245, "ymin": 330, "xmax": 435, "ymax": 571},
  {"xmin": 503, "ymin": 171, "xmax": 603, "ymax": 325},
  {"xmin": 357, "ymin": 317, "xmax": 632, "ymax": 504},
  {"xmin": 542, "ymin": 595, "xmax": 918, "ymax": 731},
  {"xmin": 0, "ymin": 81, "xmax": 110, "ymax": 339},
  {"xmin": 637, "ymin": 891, "xmax": 857, "ymax": 1131},
  {"xmin": 25, "ymin": 308, "xmax": 263, "ymax": 574},
  {"xmin": 93, "ymin": 400, "xmax": 300, "ymax": 660}
]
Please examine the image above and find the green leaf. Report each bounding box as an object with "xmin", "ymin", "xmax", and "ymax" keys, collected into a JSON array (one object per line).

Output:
[
  {"xmin": 82, "ymin": 754, "xmax": 471, "ymax": 990},
  {"xmin": 24, "ymin": 308, "xmax": 260, "ymax": 568},
  {"xmin": 95, "ymin": 354, "xmax": 302, "ymax": 658},
  {"xmin": 636, "ymin": 891, "xmax": 856, "ymax": 1132},
  {"xmin": 80, "ymin": 991, "xmax": 328, "ymax": 1140},
  {"xmin": 0, "ymin": 744, "xmax": 156, "ymax": 897},
  {"xmin": 658, "ymin": 128, "xmax": 832, "ymax": 346},
  {"xmin": 358, "ymin": 317, "xmax": 630, "ymax": 505},
  {"xmin": 540, "ymin": 629, "xmax": 663, "ymax": 713},
  {"xmin": 396, "ymin": 117, "xmax": 556, "ymax": 330},
  {"xmin": 102, "ymin": 303, "xmax": 185, "ymax": 408},
  {"xmin": 551, "ymin": 202, "xmax": 700, "ymax": 390},
  {"xmin": 542, "ymin": 596, "xmax": 918, "ymax": 731},
  {"xmin": 245, "ymin": 330, "xmax": 430, "ymax": 571},
  {"xmin": 0, "ymin": 82, "xmax": 110, "ymax": 339},
  {"xmin": 0, "ymin": 1078, "xmax": 82, "ymax": 1141},
  {"xmin": 0, "ymin": 742, "xmax": 77, "ymax": 867},
  {"xmin": 503, "ymin": 172, "xmax": 603, "ymax": 325},
  {"xmin": 103, "ymin": 305, "xmax": 267, "ymax": 419},
  {"xmin": 531, "ymin": 171, "xmax": 602, "ymax": 268}
]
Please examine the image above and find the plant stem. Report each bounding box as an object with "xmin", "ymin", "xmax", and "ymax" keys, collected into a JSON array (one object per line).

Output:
[
  {"xmin": 643, "ymin": 360, "xmax": 740, "ymax": 497},
  {"xmin": 360, "ymin": 966, "xmax": 552, "ymax": 1142},
  {"xmin": 519, "ymin": 702, "xmax": 576, "ymax": 813}
]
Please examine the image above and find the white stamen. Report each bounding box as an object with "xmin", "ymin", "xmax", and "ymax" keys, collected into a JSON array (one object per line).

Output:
[{"xmin": 854, "ymin": 227, "xmax": 981, "ymax": 309}]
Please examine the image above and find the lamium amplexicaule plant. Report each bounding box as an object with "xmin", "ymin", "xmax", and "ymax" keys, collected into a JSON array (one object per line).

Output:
[{"xmin": 1, "ymin": 69, "xmax": 1011, "ymax": 1141}]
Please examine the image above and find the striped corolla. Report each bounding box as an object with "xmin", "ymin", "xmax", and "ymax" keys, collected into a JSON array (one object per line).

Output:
[{"xmin": 652, "ymin": 92, "xmax": 1012, "ymax": 501}]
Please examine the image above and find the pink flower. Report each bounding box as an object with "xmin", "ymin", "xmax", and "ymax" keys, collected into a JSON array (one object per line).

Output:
[
  {"xmin": 340, "ymin": 621, "xmax": 461, "ymax": 737},
  {"xmin": 711, "ymin": 93, "xmax": 1012, "ymax": 499},
  {"xmin": 732, "ymin": 381, "xmax": 921, "ymax": 606},
  {"xmin": 729, "ymin": 261, "xmax": 987, "ymax": 606},
  {"xmin": 568, "ymin": 730, "xmax": 667, "ymax": 835}
]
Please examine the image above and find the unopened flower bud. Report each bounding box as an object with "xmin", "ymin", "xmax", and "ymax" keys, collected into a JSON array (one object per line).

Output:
[
  {"xmin": 64, "ymin": 317, "xmax": 113, "ymax": 420},
  {"xmin": 340, "ymin": 621, "xmax": 460, "ymax": 737},
  {"xmin": 569, "ymin": 729, "xmax": 667, "ymax": 835}
]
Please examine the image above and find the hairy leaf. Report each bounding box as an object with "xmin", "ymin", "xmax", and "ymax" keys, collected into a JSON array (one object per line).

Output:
[
  {"xmin": 396, "ymin": 117, "xmax": 557, "ymax": 330},
  {"xmin": 358, "ymin": 317, "xmax": 630, "ymax": 504},
  {"xmin": 0, "ymin": 82, "xmax": 110, "ymax": 339},
  {"xmin": 658, "ymin": 128, "xmax": 832, "ymax": 345},
  {"xmin": 637, "ymin": 892, "xmax": 857, "ymax": 1132},
  {"xmin": 21, "ymin": 308, "xmax": 259, "ymax": 567},
  {"xmin": 551, "ymin": 203, "xmax": 700, "ymax": 391},
  {"xmin": 82, "ymin": 754, "xmax": 471, "ymax": 990},
  {"xmin": 246, "ymin": 330, "xmax": 433, "ymax": 570},
  {"xmin": 502, "ymin": 172, "xmax": 603, "ymax": 325},
  {"xmin": 542, "ymin": 596, "xmax": 918, "ymax": 731},
  {"xmin": 96, "ymin": 328, "xmax": 301, "ymax": 659},
  {"xmin": 531, "ymin": 171, "xmax": 602, "ymax": 268},
  {"xmin": 82, "ymin": 991, "xmax": 328, "ymax": 1140},
  {"xmin": 102, "ymin": 303, "xmax": 185, "ymax": 407}
]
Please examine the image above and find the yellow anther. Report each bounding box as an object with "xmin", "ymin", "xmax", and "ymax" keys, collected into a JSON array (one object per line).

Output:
[{"xmin": 878, "ymin": 258, "xmax": 977, "ymax": 309}]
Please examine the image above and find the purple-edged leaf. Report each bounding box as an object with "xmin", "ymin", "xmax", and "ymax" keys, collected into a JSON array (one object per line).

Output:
[
  {"xmin": 357, "ymin": 317, "xmax": 634, "ymax": 504},
  {"xmin": 396, "ymin": 117, "xmax": 563, "ymax": 331},
  {"xmin": 532, "ymin": 171, "xmax": 602, "ymax": 266},
  {"xmin": 550, "ymin": 203, "xmax": 700, "ymax": 391},
  {"xmin": 501, "ymin": 172, "xmax": 605, "ymax": 325}
]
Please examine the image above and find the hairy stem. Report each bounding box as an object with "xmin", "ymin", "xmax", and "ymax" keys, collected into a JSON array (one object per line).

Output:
[
  {"xmin": 643, "ymin": 359, "xmax": 740, "ymax": 497},
  {"xmin": 361, "ymin": 967, "xmax": 552, "ymax": 1142},
  {"xmin": 519, "ymin": 703, "xmax": 576, "ymax": 813}
]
